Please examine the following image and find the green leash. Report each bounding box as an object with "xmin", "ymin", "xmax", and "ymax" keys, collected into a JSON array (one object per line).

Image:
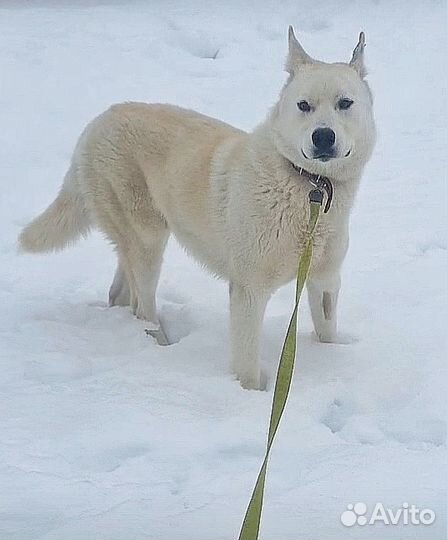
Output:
[{"xmin": 238, "ymin": 188, "xmax": 324, "ymax": 540}]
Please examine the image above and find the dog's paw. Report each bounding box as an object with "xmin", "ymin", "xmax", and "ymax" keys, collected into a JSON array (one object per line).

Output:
[
  {"xmin": 145, "ymin": 322, "xmax": 170, "ymax": 346},
  {"xmin": 236, "ymin": 371, "xmax": 264, "ymax": 391},
  {"xmin": 314, "ymin": 331, "xmax": 358, "ymax": 345}
]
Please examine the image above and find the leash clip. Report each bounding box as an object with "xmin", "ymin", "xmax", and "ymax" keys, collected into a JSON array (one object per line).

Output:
[
  {"xmin": 307, "ymin": 177, "xmax": 333, "ymax": 213},
  {"xmin": 309, "ymin": 188, "xmax": 324, "ymax": 205},
  {"xmin": 291, "ymin": 161, "xmax": 334, "ymax": 213}
]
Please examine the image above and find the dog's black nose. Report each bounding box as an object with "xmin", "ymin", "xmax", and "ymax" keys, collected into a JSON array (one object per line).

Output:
[{"xmin": 312, "ymin": 128, "xmax": 336, "ymax": 151}]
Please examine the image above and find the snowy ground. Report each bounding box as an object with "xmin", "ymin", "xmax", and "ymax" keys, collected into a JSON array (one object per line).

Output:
[{"xmin": 1, "ymin": 1, "xmax": 446, "ymax": 539}]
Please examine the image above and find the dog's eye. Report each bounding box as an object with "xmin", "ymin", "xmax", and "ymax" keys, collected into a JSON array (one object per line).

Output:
[
  {"xmin": 338, "ymin": 98, "xmax": 354, "ymax": 110},
  {"xmin": 297, "ymin": 100, "xmax": 312, "ymax": 113}
]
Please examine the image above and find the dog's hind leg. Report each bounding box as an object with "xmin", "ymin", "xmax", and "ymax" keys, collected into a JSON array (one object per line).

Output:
[
  {"xmin": 127, "ymin": 225, "xmax": 169, "ymax": 323},
  {"xmin": 109, "ymin": 262, "xmax": 130, "ymax": 307},
  {"xmin": 125, "ymin": 224, "xmax": 170, "ymax": 345},
  {"xmin": 107, "ymin": 207, "xmax": 170, "ymax": 344},
  {"xmin": 91, "ymin": 170, "xmax": 170, "ymax": 343}
]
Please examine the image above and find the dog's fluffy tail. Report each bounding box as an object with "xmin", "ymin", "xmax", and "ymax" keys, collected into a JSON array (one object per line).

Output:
[{"xmin": 19, "ymin": 166, "xmax": 91, "ymax": 253}]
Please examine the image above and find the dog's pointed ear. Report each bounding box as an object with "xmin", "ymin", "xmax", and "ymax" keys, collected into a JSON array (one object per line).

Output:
[
  {"xmin": 350, "ymin": 31, "xmax": 367, "ymax": 78},
  {"xmin": 286, "ymin": 26, "xmax": 314, "ymax": 73}
]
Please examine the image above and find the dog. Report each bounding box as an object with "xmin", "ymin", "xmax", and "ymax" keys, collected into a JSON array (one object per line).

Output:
[{"xmin": 19, "ymin": 27, "xmax": 376, "ymax": 390}]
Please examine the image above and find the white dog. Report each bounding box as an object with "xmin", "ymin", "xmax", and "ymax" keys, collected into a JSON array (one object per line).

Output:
[{"xmin": 19, "ymin": 27, "xmax": 376, "ymax": 390}]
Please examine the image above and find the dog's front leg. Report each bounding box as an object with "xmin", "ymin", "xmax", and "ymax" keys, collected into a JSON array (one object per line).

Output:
[
  {"xmin": 229, "ymin": 283, "xmax": 269, "ymax": 390},
  {"xmin": 307, "ymin": 270, "xmax": 340, "ymax": 343}
]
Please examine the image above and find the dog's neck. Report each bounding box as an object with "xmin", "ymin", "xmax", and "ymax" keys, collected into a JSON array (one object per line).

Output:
[
  {"xmin": 286, "ymin": 160, "xmax": 334, "ymax": 213},
  {"xmin": 287, "ymin": 160, "xmax": 330, "ymax": 188}
]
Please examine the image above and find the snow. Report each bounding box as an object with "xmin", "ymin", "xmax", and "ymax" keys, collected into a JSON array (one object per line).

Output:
[{"xmin": 0, "ymin": 1, "xmax": 446, "ymax": 539}]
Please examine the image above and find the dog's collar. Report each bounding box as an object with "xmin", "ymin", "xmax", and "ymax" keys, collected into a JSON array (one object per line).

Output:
[{"xmin": 290, "ymin": 162, "xmax": 334, "ymax": 213}]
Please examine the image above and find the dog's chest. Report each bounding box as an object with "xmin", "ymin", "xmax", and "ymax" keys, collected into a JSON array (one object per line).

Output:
[{"xmin": 247, "ymin": 188, "xmax": 336, "ymax": 288}]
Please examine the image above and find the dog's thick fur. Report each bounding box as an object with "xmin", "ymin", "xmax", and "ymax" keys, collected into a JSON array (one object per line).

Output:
[{"xmin": 19, "ymin": 28, "xmax": 375, "ymax": 389}]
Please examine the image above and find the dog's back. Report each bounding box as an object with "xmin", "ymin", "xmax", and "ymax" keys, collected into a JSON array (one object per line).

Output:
[{"xmin": 19, "ymin": 103, "xmax": 245, "ymax": 255}]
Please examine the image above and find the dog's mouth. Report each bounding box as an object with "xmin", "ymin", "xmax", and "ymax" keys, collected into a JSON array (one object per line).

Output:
[{"xmin": 301, "ymin": 148, "xmax": 352, "ymax": 161}]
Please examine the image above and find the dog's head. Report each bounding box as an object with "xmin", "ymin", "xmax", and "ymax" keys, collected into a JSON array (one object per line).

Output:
[{"xmin": 271, "ymin": 27, "xmax": 376, "ymax": 179}]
